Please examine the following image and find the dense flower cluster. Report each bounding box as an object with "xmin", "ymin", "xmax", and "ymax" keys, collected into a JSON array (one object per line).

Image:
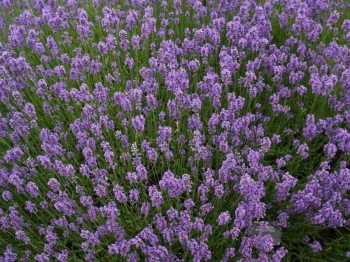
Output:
[{"xmin": 0, "ymin": 0, "xmax": 350, "ymax": 261}]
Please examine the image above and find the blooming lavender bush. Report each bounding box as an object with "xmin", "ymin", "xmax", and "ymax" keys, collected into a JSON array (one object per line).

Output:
[{"xmin": 1, "ymin": 0, "xmax": 350, "ymax": 261}]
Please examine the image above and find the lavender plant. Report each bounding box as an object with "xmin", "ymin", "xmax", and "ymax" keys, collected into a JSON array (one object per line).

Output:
[{"xmin": 0, "ymin": 0, "xmax": 350, "ymax": 261}]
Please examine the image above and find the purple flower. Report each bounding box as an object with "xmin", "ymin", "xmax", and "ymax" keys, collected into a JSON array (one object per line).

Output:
[
  {"xmin": 274, "ymin": 210, "xmax": 290, "ymax": 228},
  {"xmin": 275, "ymin": 172, "xmax": 298, "ymax": 201},
  {"xmin": 129, "ymin": 189, "xmax": 139, "ymax": 205},
  {"xmin": 125, "ymin": 57, "xmax": 134, "ymax": 69},
  {"xmin": 272, "ymin": 247, "xmax": 288, "ymax": 262},
  {"xmin": 188, "ymin": 59, "xmax": 200, "ymax": 72},
  {"xmin": 139, "ymin": 225, "xmax": 159, "ymax": 245},
  {"xmin": 97, "ymin": 41, "xmax": 108, "ymax": 55},
  {"xmin": 148, "ymin": 186, "xmax": 164, "ymax": 207},
  {"xmin": 131, "ymin": 115, "xmax": 146, "ymax": 133},
  {"xmin": 80, "ymin": 196, "xmax": 93, "ymax": 207},
  {"xmin": 222, "ymin": 247, "xmax": 235, "ymax": 262},
  {"xmin": 2, "ymin": 190, "xmax": 12, "ymax": 201},
  {"xmin": 93, "ymin": 82, "xmax": 109, "ymax": 103},
  {"xmin": 131, "ymin": 35, "xmax": 140, "ymax": 50},
  {"xmin": 297, "ymin": 143, "xmax": 309, "ymax": 158},
  {"xmin": 217, "ymin": 211, "xmax": 231, "ymax": 226},
  {"xmin": 153, "ymin": 213, "xmax": 167, "ymax": 232},
  {"xmin": 141, "ymin": 202, "xmax": 151, "ymax": 217},
  {"xmin": 94, "ymin": 184, "xmax": 106, "ymax": 197},
  {"xmin": 310, "ymin": 241, "xmax": 322, "ymax": 252},
  {"xmin": 183, "ymin": 198, "xmax": 195, "ymax": 210},
  {"xmin": 23, "ymin": 103, "xmax": 37, "ymax": 118},
  {"xmin": 324, "ymin": 143, "xmax": 337, "ymax": 159},
  {"xmin": 166, "ymin": 207, "xmax": 178, "ymax": 221},
  {"xmin": 48, "ymin": 178, "xmax": 61, "ymax": 192},
  {"xmin": 113, "ymin": 184, "xmax": 127, "ymax": 203},
  {"xmin": 303, "ymin": 114, "xmax": 318, "ymax": 140},
  {"xmin": 199, "ymin": 202, "xmax": 214, "ymax": 216},
  {"xmin": 34, "ymin": 253, "xmax": 49, "ymax": 262},
  {"xmin": 25, "ymin": 201, "xmax": 38, "ymax": 213},
  {"xmin": 40, "ymin": 201, "xmax": 49, "ymax": 209},
  {"xmin": 4, "ymin": 146, "xmax": 24, "ymax": 163},
  {"xmin": 126, "ymin": 172, "xmax": 138, "ymax": 184},
  {"xmin": 26, "ymin": 182, "xmax": 39, "ymax": 198}
]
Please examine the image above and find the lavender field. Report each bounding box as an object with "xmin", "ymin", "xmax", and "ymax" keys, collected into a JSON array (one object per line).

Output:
[{"xmin": 1, "ymin": 0, "xmax": 350, "ymax": 261}]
